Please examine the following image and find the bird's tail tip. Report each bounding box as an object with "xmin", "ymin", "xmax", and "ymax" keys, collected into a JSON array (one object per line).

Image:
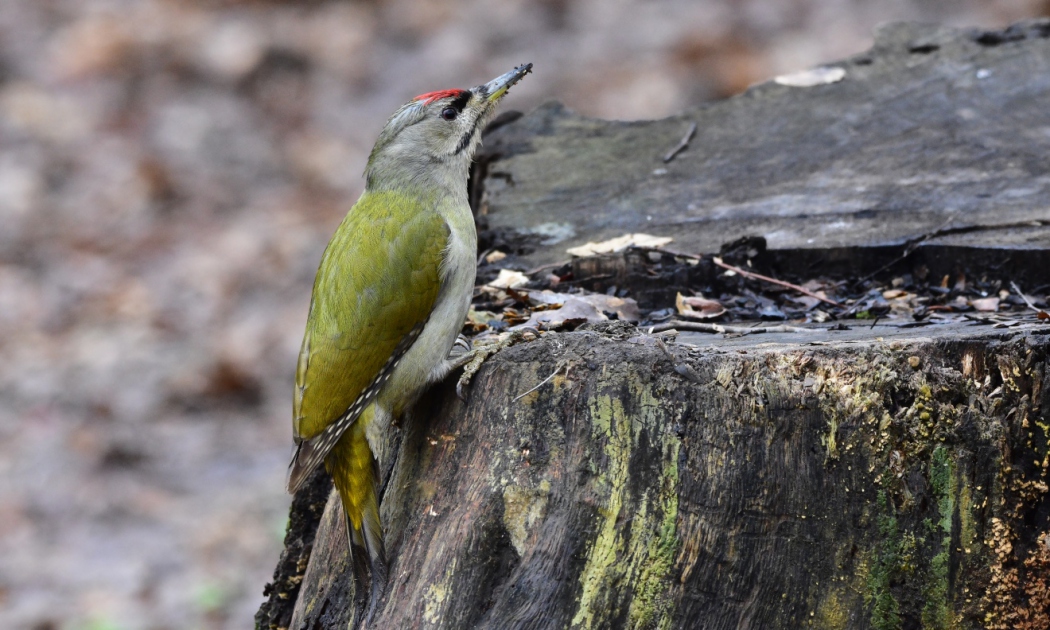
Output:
[
  {"xmin": 329, "ymin": 419, "xmax": 387, "ymax": 625},
  {"xmin": 346, "ymin": 508, "xmax": 387, "ymax": 625}
]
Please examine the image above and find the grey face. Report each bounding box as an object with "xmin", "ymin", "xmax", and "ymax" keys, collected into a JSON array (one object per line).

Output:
[
  {"xmin": 366, "ymin": 64, "xmax": 532, "ymax": 186},
  {"xmin": 414, "ymin": 89, "xmax": 491, "ymax": 159}
]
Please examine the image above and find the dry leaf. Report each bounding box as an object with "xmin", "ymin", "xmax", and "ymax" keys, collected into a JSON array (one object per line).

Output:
[
  {"xmin": 774, "ymin": 66, "xmax": 846, "ymax": 87},
  {"xmin": 477, "ymin": 286, "xmax": 507, "ymax": 299},
  {"xmin": 484, "ymin": 250, "xmax": 507, "ymax": 263},
  {"xmin": 882, "ymin": 289, "xmax": 906, "ymax": 299},
  {"xmin": 566, "ymin": 233, "xmax": 672, "ymax": 257},
  {"xmin": 501, "ymin": 307, "xmax": 530, "ymax": 325},
  {"xmin": 676, "ymin": 292, "xmax": 726, "ymax": 319},
  {"xmin": 488, "ymin": 268, "xmax": 529, "ymax": 289},
  {"xmin": 578, "ymin": 293, "xmax": 641, "ymax": 322},
  {"xmin": 518, "ymin": 295, "xmax": 604, "ymax": 329},
  {"xmin": 467, "ymin": 309, "xmax": 500, "ymax": 325},
  {"xmin": 791, "ymin": 295, "xmax": 821, "ymax": 311},
  {"xmin": 524, "ymin": 290, "xmax": 566, "ymax": 306},
  {"xmin": 970, "ymin": 297, "xmax": 1000, "ymax": 312},
  {"xmin": 519, "ymin": 290, "xmax": 641, "ymax": 326}
]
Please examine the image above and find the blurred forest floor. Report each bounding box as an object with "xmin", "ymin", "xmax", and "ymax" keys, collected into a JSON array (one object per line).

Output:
[{"xmin": 0, "ymin": 0, "xmax": 1046, "ymax": 628}]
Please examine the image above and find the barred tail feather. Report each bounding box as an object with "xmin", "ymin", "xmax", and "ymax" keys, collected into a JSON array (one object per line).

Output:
[
  {"xmin": 359, "ymin": 489, "xmax": 387, "ymax": 624},
  {"xmin": 325, "ymin": 407, "xmax": 387, "ymax": 624}
]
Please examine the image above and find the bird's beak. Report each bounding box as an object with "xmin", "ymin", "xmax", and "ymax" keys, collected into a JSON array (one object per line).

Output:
[{"xmin": 482, "ymin": 63, "xmax": 533, "ymax": 103}]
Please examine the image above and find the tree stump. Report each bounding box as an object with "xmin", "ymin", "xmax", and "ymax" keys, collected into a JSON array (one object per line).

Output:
[{"xmin": 257, "ymin": 20, "xmax": 1050, "ymax": 630}]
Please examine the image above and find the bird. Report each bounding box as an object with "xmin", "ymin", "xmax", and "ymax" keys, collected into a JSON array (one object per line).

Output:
[{"xmin": 285, "ymin": 63, "xmax": 532, "ymax": 618}]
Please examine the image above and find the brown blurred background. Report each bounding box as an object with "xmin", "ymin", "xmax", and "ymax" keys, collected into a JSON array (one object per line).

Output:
[{"xmin": 0, "ymin": 1, "xmax": 1046, "ymax": 628}]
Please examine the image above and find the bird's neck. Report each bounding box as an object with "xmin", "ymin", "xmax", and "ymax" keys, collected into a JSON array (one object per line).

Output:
[{"xmin": 365, "ymin": 151, "xmax": 471, "ymax": 207}]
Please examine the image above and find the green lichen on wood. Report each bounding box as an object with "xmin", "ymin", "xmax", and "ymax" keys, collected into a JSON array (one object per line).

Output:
[
  {"xmin": 626, "ymin": 428, "xmax": 680, "ymax": 630},
  {"xmin": 815, "ymin": 576, "xmax": 864, "ymax": 629},
  {"xmin": 502, "ymin": 480, "xmax": 551, "ymax": 555},
  {"xmin": 866, "ymin": 491, "xmax": 903, "ymax": 630},
  {"xmin": 751, "ymin": 342, "xmax": 1032, "ymax": 629},
  {"xmin": 571, "ymin": 393, "xmax": 630, "ymax": 629},
  {"xmin": 423, "ymin": 557, "xmax": 457, "ymax": 624},
  {"xmin": 922, "ymin": 445, "xmax": 956, "ymax": 628},
  {"xmin": 823, "ymin": 417, "xmax": 840, "ymax": 462},
  {"xmin": 571, "ymin": 379, "xmax": 681, "ymax": 629},
  {"xmin": 816, "ymin": 585, "xmax": 849, "ymax": 628},
  {"xmin": 957, "ymin": 478, "xmax": 976, "ymax": 556},
  {"xmin": 804, "ymin": 349, "xmax": 901, "ymax": 461}
]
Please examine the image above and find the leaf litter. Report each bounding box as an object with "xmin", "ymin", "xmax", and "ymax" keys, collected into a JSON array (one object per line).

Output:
[{"xmin": 466, "ymin": 235, "xmax": 1050, "ymax": 341}]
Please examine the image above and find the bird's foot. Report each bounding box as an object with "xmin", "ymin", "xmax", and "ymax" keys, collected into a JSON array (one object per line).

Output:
[{"xmin": 450, "ymin": 328, "xmax": 540, "ymax": 400}]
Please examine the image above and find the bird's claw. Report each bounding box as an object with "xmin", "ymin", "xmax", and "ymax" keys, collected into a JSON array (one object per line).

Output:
[
  {"xmin": 448, "ymin": 333, "xmax": 472, "ymax": 358},
  {"xmin": 452, "ymin": 328, "xmax": 540, "ymax": 400}
]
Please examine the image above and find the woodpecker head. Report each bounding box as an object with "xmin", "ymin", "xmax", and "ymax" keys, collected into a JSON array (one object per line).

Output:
[{"xmin": 365, "ymin": 63, "xmax": 532, "ymax": 190}]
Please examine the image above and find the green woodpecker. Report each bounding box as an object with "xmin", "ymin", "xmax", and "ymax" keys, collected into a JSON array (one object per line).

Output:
[{"xmin": 286, "ymin": 63, "xmax": 532, "ymax": 608}]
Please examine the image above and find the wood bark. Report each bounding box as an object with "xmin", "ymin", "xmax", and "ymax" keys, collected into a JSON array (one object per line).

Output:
[{"xmin": 261, "ymin": 322, "xmax": 1050, "ymax": 629}]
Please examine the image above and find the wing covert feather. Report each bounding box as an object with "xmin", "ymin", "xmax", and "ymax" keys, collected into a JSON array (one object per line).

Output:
[{"xmin": 293, "ymin": 191, "xmax": 448, "ymax": 442}]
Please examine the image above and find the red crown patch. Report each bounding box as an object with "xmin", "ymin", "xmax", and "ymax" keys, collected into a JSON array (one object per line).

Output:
[{"xmin": 413, "ymin": 89, "xmax": 467, "ymax": 105}]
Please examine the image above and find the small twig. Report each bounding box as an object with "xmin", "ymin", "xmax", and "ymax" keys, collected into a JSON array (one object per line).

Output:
[
  {"xmin": 663, "ymin": 121, "xmax": 698, "ymax": 163},
  {"xmin": 886, "ymin": 320, "xmax": 933, "ymax": 329},
  {"xmin": 653, "ymin": 336, "xmax": 676, "ymax": 362},
  {"xmin": 559, "ymin": 273, "xmax": 615, "ymax": 285},
  {"xmin": 513, "ymin": 363, "xmax": 564, "ymax": 401},
  {"xmin": 859, "ymin": 217, "xmax": 1049, "ymax": 282},
  {"xmin": 647, "ymin": 320, "xmax": 815, "ymax": 335},
  {"xmin": 525, "ymin": 259, "xmax": 572, "ymax": 275},
  {"xmin": 633, "ymin": 245, "xmax": 701, "ymax": 260},
  {"xmin": 859, "ymin": 215, "xmax": 957, "ymax": 282},
  {"xmin": 1010, "ymin": 281, "xmax": 1041, "ymax": 313},
  {"xmin": 712, "ymin": 257, "xmax": 841, "ymax": 307}
]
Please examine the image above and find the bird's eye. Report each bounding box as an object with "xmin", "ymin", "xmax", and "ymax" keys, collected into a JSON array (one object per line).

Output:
[{"xmin": 441, "ymin": 107, "xmax": 458, "ymax": 121}]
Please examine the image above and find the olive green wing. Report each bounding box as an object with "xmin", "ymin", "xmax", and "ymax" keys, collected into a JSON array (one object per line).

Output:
[{"xmin": 287, "ymin": 191, "xmax": 448, "ymax": 493}]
